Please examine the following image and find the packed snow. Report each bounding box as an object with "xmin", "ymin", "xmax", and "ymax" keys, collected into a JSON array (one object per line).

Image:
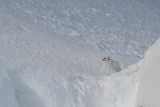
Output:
[
  {"xmin": 137, "ymin": 39, "xmax": 160, "ymax": 107},
  {"xmin": 0, "ymin": 0, "xmax": 160, "ymax": 107}
]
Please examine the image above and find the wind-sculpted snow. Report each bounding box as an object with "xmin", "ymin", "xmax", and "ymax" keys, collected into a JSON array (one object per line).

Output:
[
  {"xmin": 137, "ymin": 38, "xmax": 160, "ymax": 107},
  {"xmin": 0, "ymin": 0, "xmax": 160, "ymax": 107},
  {"xmin": 0, "ymin": 35, "xmax": 139, "ymax": 107},
  {"xmin": 1, "ymin": 0, "xmax": 160, "ymax": 65},
  {"xmin": 0, "ymin": 71, "xmax": 19, "ymax": 107}
]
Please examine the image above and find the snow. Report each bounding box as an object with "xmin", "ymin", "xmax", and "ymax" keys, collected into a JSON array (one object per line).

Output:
[
  {"xmin": 0, "ymin": 71, "xmax": 19, "ymax": 107},
  {"xmin": 137, "ymin": 39, "xmax": 160, "ymax": 107},
  {"xmin": 0, "ymin": 0, "xmax": 160, "ymax": 107}
]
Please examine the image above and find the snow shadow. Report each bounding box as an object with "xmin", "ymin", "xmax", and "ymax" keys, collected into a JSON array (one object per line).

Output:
[{"xmin": 7, "ymin": 69, "xmax": 46, "ymax": 107}]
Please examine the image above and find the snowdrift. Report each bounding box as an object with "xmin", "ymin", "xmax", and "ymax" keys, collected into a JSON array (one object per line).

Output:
[
  {"xmin": 2, "ymin": 37, "xmax": 160, "ymax": 107},
  {"xmin": 0, "ymin": 36, "xmax": 139, "ymax": 107},
  {"xmin": 0, "ymin": 0, "xmax": 160, "ymax": 107},
  {"xmin": 137, "ymin": 38, "xmax": 160, "ymax": 107},
  {"xmin": 0, "ymin": 71, "xmax": 19, "ymax": 107}
]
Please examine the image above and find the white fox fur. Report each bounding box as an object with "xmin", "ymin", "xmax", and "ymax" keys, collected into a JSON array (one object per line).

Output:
[{"xmin": 103, "ymin": 56, "xmax": 121, "ymax": 74}]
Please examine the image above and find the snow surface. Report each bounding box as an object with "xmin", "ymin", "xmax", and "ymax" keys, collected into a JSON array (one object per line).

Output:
[
  {"xmin": 0, "ymin": 0, "xmax": 160, "ymax": 107},
  {"xmin": 137, "ymin": 39, "xmax": 160, "ymax": 107}
]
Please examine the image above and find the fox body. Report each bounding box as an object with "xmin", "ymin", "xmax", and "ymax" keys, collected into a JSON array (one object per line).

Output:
[{"xmin": 103, "ymin": 56, "xmax": 121, "ymax": 74}]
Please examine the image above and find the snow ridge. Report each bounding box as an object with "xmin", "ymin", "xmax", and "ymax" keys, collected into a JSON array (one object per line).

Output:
[{"xmin": 0, "ymin": 0, "xmax": 160, "ymax": 107}]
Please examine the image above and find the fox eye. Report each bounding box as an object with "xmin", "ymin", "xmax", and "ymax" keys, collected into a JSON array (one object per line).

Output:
[{"xmin": 108, "ymin": 57, "xmax": 110, "ymax": 60}]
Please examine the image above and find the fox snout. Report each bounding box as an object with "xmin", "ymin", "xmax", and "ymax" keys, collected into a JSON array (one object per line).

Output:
[{"xmin": 102, "ymin": 58, "xmax": 106, "ymax": 61}]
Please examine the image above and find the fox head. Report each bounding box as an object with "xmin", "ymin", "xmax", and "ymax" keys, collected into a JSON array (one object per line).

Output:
[{"xmin": 102, "ymin": 56, "xmax": 111, "ymax": 62}]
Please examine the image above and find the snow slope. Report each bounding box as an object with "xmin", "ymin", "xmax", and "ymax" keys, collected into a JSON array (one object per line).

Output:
[
  {"xmin": 0, "ymin": 71, "xmax": 19, "ymax": 107},
  {"xmin": 137, "ymin": 38, "xmax": 160, "ymax": 107},
  {"xmin": 0, "ymin": 0, "xmax": 160, "ymax": 107},
  {"xmin": 1, "ymin": 0, "xmax": 160, "ymax": 66},
  {"xmin": 0, "ymin": 34, "xmax": 139, "ymax": 107}
]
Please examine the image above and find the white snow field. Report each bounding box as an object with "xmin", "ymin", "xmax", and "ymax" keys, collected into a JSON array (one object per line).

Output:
[
  {"xmin": 0, "ymin": 0, "xmax": 160, "ymax": 107},
  {"xmin": 137, "ymin": 38, "xmax": 160, "ymax": 107}
]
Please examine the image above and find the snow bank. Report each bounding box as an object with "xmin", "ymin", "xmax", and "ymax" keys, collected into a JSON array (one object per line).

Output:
[
  {"xmin": 0, "ymin": 71, "xmax": 19, "ymax": 107},
  {"xmin": 0, "ymin": 0, "xmax": 160, "ymax": 107},
  {"xmin": 137, "ymin": 38, "xmax": 160, "ymax": 107},
  {"xmin": 75, "ymin": 68, "xmax": 139, "ymax": 107},
  {"xmin": 0, "ymin": 35, "xmax": 139, "ymax": 107},
  {"xmin": 7, "ymin": 70, "xmax": 46, "ymax": 107}
]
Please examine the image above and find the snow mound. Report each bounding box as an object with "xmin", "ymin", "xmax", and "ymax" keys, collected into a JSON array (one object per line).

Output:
[
  {"xmin": 0, "ymin": 0, "xmax": 160, "ymax": 107},
  {"xmin": 137, "ymin": 38, "xmax": 160, "ymax": 107},
  {"xmin": 0, "ymin": 35, "xmax": 139, "ymax": 107},
  {"xmin": 0, "ymin": 71, "xmax": 19, "ymax": 107}
]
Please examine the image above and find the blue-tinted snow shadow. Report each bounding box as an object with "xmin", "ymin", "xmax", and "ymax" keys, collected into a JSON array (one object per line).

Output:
[{"xmin": 7, "ymin": 69, "xmax": 46, "ymax": 107}]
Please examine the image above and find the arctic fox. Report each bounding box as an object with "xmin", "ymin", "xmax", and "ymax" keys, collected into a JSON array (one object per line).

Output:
[{"xmin": 102, "ymin": 56, "xmax": 121, "ymax": 74}]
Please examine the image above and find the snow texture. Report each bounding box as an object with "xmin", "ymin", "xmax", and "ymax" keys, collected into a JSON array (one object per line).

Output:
[
  {"xmin": 0, "ymin": 0, "xmax": 160, "ymax": 107},
  {"xmin": 137, "ymin": 39, "xmax": 160, "ymax": 107}
]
